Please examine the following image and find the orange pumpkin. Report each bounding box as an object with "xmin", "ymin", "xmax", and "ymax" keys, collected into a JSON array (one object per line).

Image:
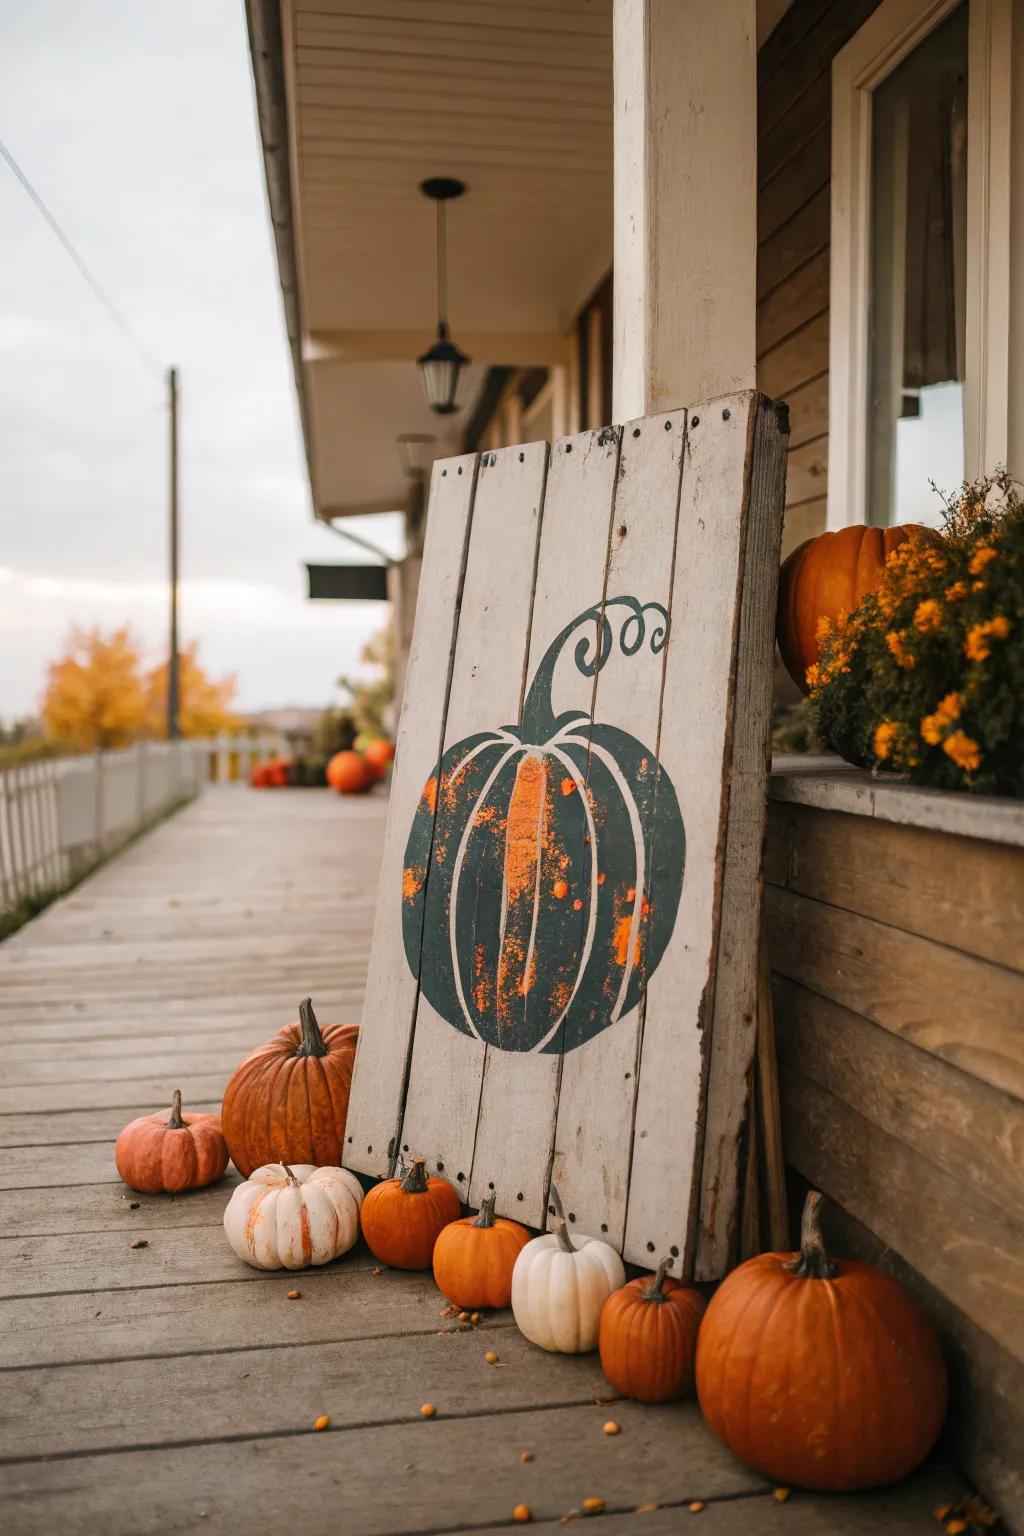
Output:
[
  {"xmin": 220, "ymin": 998, "xmax": 358, "ymax": 1176},
  {"xmin": 432, "ymin": 1193, "xmax": 530, "ymax": 1309},
  {"xmin": 696, "ymin": 1192, "xmax": 947, "ymax": 1491},
  {"xmin": 249, "ymin": 763, "xmax": 270, "ymax": 788},
  {"xmin": 362, "ymin": 738, "xmax": 396, "ymax": 780},
  {"xmin": 327, "ymin": 750, "xmax": 373, "ymax": 794},
  {"xmin": 598, "ymin": 1258, "xmax": 706, "ymax": 1402},
  {"xmin": 777, "ymin": 523, "xmax": 924, "ymax": 692},
  {"xmin": 360, "ymin": 1155, "xmax": 460, "ymax": 1269},
  {"xmin": 115, "ymin": 1089, "xmax": 228, "ymax": 1194}
]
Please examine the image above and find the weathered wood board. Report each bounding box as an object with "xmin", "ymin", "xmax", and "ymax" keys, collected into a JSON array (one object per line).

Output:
[{"xmin": 346, "ymin": 392, "xmax": 788, "ymax": 1273}]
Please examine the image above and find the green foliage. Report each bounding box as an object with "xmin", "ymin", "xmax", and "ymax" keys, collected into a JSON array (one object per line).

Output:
[
  {"xmin": 811, "ymin": 472, "xmax": 1024, "ymax": 795},
  {"xmin": 338, "ymin": 623, "xmax": 394, "ymax": 741}
]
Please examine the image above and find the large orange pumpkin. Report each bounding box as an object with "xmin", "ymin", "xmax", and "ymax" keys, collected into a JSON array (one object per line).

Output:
[
  {"xmin": 327, "ymin": 750, "xmax": 372, "ymax": 794},
  {"xmin": 777, "ymin": 523, "xmax": 924, "ymax": 692},
  {"xmin": 115, "ymin": 1089, "xmax": 228, "ymax": 1194},
  {"xmin": 360, "ymin": 1155, "xmax": 460, "ymax": 1270},
  {"xmin": 363, "ymin": 738, "xmax": 395, "ymax": 781},
  {"xmin": 696, "ymin": 1192, "xmax": 947, "ymax": 1491},
  {"xmin": 598, "ymin": 1258, "xmax": 706, "ymax": 1403},
  {"xmin": 432, "ymin": 1193, "xmax": 530, "ymax": 1309},
  {"xmin": 220, "ymin": 998, "xmax": 358, "ymax": 1176}
]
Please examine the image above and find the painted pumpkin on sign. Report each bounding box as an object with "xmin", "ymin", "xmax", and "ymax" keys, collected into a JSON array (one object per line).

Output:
[{"xmin": 402, "ymin": 598, "xmax": 684, "ymax": 1054}]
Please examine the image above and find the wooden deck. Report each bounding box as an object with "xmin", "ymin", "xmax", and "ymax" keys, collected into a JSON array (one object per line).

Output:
[{"xmin": 0, "ymin": 787, "xmax": 964, "ymax": 1534}]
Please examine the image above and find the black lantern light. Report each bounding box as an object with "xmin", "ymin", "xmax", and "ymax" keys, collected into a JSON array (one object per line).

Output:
[{"xmin": 417, "ymin": 177, "xmax": 469, "ymax": 415}]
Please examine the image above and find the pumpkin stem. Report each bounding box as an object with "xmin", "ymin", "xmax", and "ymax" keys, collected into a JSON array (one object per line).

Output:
[
  {"xmin": 296, "ymin": 997, "xmax": 329, "ymax": 1058},
  {"xmin": 473, "ymin": 1194, "xmax": 497, "ymax": 1229},
  {"xmin": 549, "ymin": 1185, "xmax": 576, "ymax": 1253},
  {"xmin": 282, "ymin": 1164, "xmax": 300, "ymax": 1186},
  {"xmin": 401, "ymin": 1155, "xmax": 430, "ymax": 1194},
  {"xmin": 642, "ymin": 1257, "xmax": 673, "ymax": 1301},
  {"xmin": 166, "ymin": 1088, "xmax": 184, "ymax": 1130},
  {"xmin": 784, "ymin": 1190, "xmax": 837, "ymax": 1279}
]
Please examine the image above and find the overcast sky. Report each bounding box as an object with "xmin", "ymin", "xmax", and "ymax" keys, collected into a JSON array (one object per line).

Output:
[{"xmin": 0, "ymin": 0, "xmax": 400, "ymax": 724}]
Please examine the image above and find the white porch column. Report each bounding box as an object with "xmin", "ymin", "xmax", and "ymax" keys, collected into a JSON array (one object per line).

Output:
[{"xmin": 612, "ymin": 0, "xmax": 758, "ymax": 420}]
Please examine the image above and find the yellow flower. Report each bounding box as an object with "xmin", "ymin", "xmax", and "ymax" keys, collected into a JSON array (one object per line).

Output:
[
  {"xmin": 815, "ymin": 615, "xmax": 832, "ymax": 645},
  {"xmin": 920, "ymin": 712, "xmax": 945, "ymax": 746},
  {"xmin": 965, "ymin": 617, "xmax": 1011, "ymax": 661},
  {"xmin": 885, "ymin": 630, "xmax": 916, "ymax": 669},
  {"xmin": 805, "ymin": 662, "xmax": 825, "ymax": 692},
  {"xmin": 990, "ymin": 615, "xmax": 1011, "ymax": 639},
  {"xmin": 913, "ymin": 599, "xmax": 942, "ymax": 633},
  {"xmin": 969, "ymin": 545, "xmax": 997, "ymax": 575},
  {"xmin": 937, "ymin": 693, "xmax": 961, "ymax": 721},
  {"xmin": 945, "ymin": 581, "xmax": 968, "ymax": 601},
  {"xmin": 873, "ymin": 721, "xmax": 898, "ymax": 760},
  {"xmin": 943, "ymin": 731, "xmax": 982, "ymax": 773}
]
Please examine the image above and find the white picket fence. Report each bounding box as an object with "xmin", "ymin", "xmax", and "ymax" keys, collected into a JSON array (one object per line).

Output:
[{"xmin": 0, "ymin": 733, "xmax": 284, "ymax": 911}]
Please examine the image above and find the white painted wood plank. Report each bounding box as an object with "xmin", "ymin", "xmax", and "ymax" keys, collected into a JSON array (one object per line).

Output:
[
  {"xmin": 622, "ymin": 393, "xmax": 785, "ymax": 1274},
  {"xmin": 344, "ymin": 454, "xmax": 478, "ymax": 1178},
  {"xmin": 550, "ymin": 410, "xmax": 685, "ymax": 1249},
  {"xmin": 397, "ymin": 441, "xmax": 549, "ymax": 1188},
  {"xmin": 467, "ymin": 425, "xmax": 621, "ymax": 1226}
]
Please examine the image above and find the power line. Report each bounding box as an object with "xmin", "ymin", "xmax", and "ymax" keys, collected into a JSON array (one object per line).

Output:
[{"xmin": 0, "ymin": 136, "xmax": 161, "ymax": 375}]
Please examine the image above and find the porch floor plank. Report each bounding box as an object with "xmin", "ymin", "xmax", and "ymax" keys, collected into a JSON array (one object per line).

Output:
[{"xmin": 0, "ymin": 787, "xmax": 963, "ymax": 1535}]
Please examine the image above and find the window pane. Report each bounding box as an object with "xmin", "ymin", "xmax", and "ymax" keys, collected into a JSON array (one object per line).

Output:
[{"xmin": 867, "ymin": 3, "xmax": 969, "ymax": 527}]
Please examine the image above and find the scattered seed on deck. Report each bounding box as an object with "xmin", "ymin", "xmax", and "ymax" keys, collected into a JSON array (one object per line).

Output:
[
  {"xmin": 636, "ymin": 1504, "xmax": 659, "ymax": 1514},
  {"xmin": 313, "ymin": 1415, "xmax": 329, "ymax": 1432},
  {"xmin": 420, "ymin": 1403, "xmax": 437, "ymax": 1418},
  {"xmin": 773, "ymin": 1488, "xmax": 790, "ymax": 1503},
  {"xmin": 519, "ymin": 1450, "xmax": 534, "ymax": 1463},
  {"xmin": 287, "ymin": 1289, "xmax": 301, "ymax": 1300},
  {"xmin": 582, "ymin": 1497, "xmax": 605, "ymax": 1514},
  {"xmin": 129, "ymin": 1239, "xmax": 148, "ymax": 1249},
  {"xmin": 602, "ymin": 1420, "xmax": 621, "ymax": 1435},
  {"xmin": 485, "ymin": 1350, "xmax": 498, "ymax": 1364},
  {"xmin": 470, "ymin": 1311, "xmax": 481, "ymax": 1323},
  {"xmin": 458, "ymin": 1311, "xmax": 470, "ymax": 1321},
  {"xmin": 689, "ymin": 1501, "xmax": 705, "ymax": 1513},
  {"xmin": 129, "ymin": 1201, "xmax": 140, "ymax": 1209},
  {"xmin": 513, "ymin": 1507, "xmax": 532, "ymax": 1524}
]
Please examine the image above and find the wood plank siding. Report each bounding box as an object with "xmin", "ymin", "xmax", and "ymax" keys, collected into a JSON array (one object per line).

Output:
[
  {"xmin": 765, "ymin": 794, "xmax": 1024, "ymax": 1530},
  {"xmin": 756, "ymin": 0, "xmax": 886, "ymax": 554}
]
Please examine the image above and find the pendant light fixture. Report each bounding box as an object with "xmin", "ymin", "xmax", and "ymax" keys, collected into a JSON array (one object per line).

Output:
[{"xmin": 417, "ymin": 177, "xmax": 469, "ymax": 415}]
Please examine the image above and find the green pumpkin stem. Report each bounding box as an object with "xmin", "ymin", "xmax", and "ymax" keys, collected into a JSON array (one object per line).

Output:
[
  {"xmin": 784, "ymin": 1190, "xmax": 837, "ymax": 1280},
  {"xmin": 642, "ymin": 1257, "xmax": 673, "ymax": 1301},
  {"xmin": 166, "ymin": 1089, "xmax": 184, "ymax": 1130},
  {"xmin": 296, "ymin": 997, "xmax": 329, "ymax": 1059},
  {"xmin": 549, "ymin": 1185, "xmax": 576, "ymax": 1253},
  {"xmin": 401, "ymin": 1156, "xmax": 430, "ymax": 1194},
  {"xmin": 473, "ymin": 1194, "xmax": 497, "ymax": 1229}
]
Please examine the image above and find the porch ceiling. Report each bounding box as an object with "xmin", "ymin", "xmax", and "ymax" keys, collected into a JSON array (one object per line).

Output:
[{"xmin": 269, "ymin": 0, "xmax": 614, "ymax": 519}]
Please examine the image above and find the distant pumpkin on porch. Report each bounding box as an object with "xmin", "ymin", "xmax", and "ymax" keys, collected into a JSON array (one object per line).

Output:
[{"xmin": 400, "ymin": 598, "xmax": 685, "ymax": 1054}]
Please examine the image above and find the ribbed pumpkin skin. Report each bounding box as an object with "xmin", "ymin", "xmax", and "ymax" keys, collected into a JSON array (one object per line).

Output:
[
  {"xmin": 777, "ymin": 524, "xmax": 922, "ymax": 692},
  {"xmin": 221, "ymin": 1012, "xmax": 358, "ymax": 1177},
  {"xmin": 599, "ymin": 1270, "xmax": 706, "ymax": 1402},
  {"xmin": 433, "ymin": 1203, "xmax": 530, "ymax": 1308},
  {"xmin": 361, "ymin": 1161, "xmax": 461, "ymax": 1269},
  {"xmin": 696, "ymin": 1250, "xmax": 947, "ymax": 1491},
  {"xmin": 115, "ymin": 1094, "xmax": 227, "ymax": 1194}
]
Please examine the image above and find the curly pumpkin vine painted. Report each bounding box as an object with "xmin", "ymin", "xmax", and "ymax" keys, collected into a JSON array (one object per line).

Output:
[{"xmin": 402, "ymin": 596, "xmax": 685, "ymax": 1055}]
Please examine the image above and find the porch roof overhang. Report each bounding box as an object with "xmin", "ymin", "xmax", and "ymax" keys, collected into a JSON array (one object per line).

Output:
[{"xmin": 246, "ymin": 0, "xmax": 614, "ymax": 522}]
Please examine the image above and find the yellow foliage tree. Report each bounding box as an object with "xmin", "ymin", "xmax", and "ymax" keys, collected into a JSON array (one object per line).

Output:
[
  {"xmin": 145, "ymin": 641, "xmax": 237, "ymax": 739},
  {"xmin": 42, "ymin": 626, "xmax": 147, "ymax": 751}
]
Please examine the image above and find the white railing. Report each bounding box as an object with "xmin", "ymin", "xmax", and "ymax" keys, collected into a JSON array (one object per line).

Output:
[{"xmin": 0, "ymin": 733, "xmax": 284, "ymax": 912}]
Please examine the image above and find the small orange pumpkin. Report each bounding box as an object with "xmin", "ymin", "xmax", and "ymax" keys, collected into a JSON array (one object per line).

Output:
[
  {"xmin": 363, "ymin": 738, "xmax": 396, "ymax": 781},
  {"xmin": 598, "ymin": 1258, "xmax": 706, "ymax": 1402},
  {"xmin": 115, "ymin": 1089, "xmax": 228, "ymax": 1194},
  {"xmin": 432, "ymin": 1193, "xmax": 530, "ymax": 1309},
  {"xmin": 696, "ymin": 1191, "xmax": 947, "ymax": 1491},
  {"xmin": 777, "ymin": 523, "xmax": 925, "ymax": 692},
  {"xmin": 360, "ymin": 1155, "xmax": 460, "ymax": 1269},
  {"xmin": 326, "ymin": 750, "xmax": 372, "ymax": 794},
  {"xmin": 221, "ymin": 998, "xmax": 358, "ymax": 1176}
]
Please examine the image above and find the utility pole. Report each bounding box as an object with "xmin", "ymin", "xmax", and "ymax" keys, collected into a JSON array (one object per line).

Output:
[{"xmin": 167, "ymin": 366, "xmax": 180, "ymax": 740}]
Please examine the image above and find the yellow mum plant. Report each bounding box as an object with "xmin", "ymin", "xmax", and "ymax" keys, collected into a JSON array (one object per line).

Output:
[{"xmin": 811, "ymin": 472, "xmax": 1023, "ymax": 795}]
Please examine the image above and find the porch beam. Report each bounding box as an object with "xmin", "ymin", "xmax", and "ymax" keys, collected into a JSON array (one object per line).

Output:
[
  {"xmin": 612, "ymin": 0, "xmax": 758, "ymax": 419},
  {"xmin": 304, "ymin": 329, "xmax": 572, "ymax": 369}
]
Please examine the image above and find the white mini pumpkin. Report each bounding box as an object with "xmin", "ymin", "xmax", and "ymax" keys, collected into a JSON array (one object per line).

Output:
[
  {"xmin": 223, "ymin": 1163, "xmax": 362, "ymax": 1270},
  {"xmin": 511, "ymin": 1191, "xmax": 625, "ymax": 1353}
]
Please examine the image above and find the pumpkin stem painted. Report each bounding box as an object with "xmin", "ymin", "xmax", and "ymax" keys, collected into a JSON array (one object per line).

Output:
[
  {"xmin": 549, "ymin": 1184, "xmax": 576, "ymax": 1253},
  {"xmin": 642, "ymin": 1257, "xmax": 673, "ymax": 1301},
  {"xmin": 521, "ymin": 596, "xmax": 670, "ymax": 741},
  {"xmin": 166, "ymin": 1088, "xmax": 184, "ymax": 1130},
  {"xmin": 401, "ymin": 1155, "xmax": 430, "ymax": 1195},
  {"xmin": 296, "ymin": 997, "xmax": 329, "ymax": 1059},
  {"xmin": 473, "ymin": 1194, "xmax": 497, "ymax": 1229},
  {"xmin": 784, "ymin": 1190, "xmax": 837, "ymax": 1280}
]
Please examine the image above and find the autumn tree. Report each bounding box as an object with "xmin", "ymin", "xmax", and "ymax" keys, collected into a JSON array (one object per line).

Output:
[
  {"xmin": 145, "ymin": 641, "xmax": 237, "ymax": 739},
  {"xmin": 42, "ymin": 626, "xmax": 147, "ymax": 750}
]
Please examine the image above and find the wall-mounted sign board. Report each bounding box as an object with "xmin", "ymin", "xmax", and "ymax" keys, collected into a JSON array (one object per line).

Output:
[{"xmin": 344, "ymin": 391, "xmax": 788, "ymax": 1278}]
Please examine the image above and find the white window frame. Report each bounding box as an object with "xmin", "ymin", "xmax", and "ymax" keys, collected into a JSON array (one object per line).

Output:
[{"xmin": 827, "ymin": 0, "xmax": 1013, "ymax": 528}]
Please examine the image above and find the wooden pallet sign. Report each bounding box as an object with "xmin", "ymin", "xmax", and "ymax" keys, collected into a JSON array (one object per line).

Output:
[{"xmin": 345, "ymin": 391, "xmax": 788, "ymax": 1278}]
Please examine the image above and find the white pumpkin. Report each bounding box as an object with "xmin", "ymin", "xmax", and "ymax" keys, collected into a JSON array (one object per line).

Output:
[
  {"xmin": 223, "ymin": 1163, "xmax": 362, "ymax": 1270},
  {"xmin": 511, "ymin": 1196, "xmax": 625, "ymax": 1353}
]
